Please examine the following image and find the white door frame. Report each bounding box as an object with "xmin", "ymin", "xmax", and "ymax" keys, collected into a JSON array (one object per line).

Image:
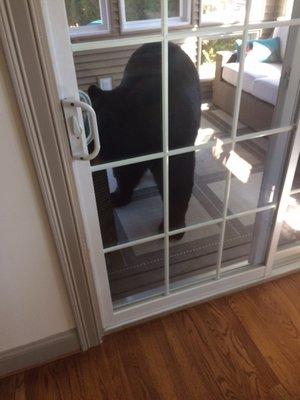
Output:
[
  {"xmin": 0, "ymin": 0, "xmax": 104, "ymax": 349},
  {"xmin": 1, "ymin": 0, "xmax": 300, "ymax": 347}
]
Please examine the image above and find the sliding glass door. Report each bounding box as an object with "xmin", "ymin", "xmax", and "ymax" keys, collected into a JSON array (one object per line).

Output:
[{"xmin": 44, "ymin": 0, "xmax": 300, "ymax": 330}]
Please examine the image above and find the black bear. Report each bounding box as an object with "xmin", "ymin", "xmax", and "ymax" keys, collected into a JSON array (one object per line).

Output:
[{"xmin": 89, "ymin": 42, "xmax": 201, "ymax": 236}]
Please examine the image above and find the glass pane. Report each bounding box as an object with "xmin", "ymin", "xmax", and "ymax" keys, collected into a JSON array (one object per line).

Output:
[
  {"xmin": 124, "ymin": 0, "xmax": 178, "ymax": 21},
  {"xmin": 230, "ymin": 26, "xmax": 292, "ymax": 136},
  {"xmin": 201, "ymin": 36, "xmax": 242, "ymax": 80},
  {"xmin": 93, "ymin": 160, "xmax": 163, "ymax": 248},
  {"xmin": 106, "ymin": 239, "xmax": 164, "ymax": 308},
  {"xmin": 222, "ymin": 209, "xmax": 275, "ymax": 270},
  {"xmin": 210, "ymin": 38, "xmax": 253, "ymax": 139},
  {"xmin": 168, "ymin": 36, "xmax": 245, "ymax": 145},
  {"xmin": 168, "ymin": 36, "xmax": 247, "ymax": 151},
  {"xmin": 226, "ymin": 135, "xmax": 280, "ymax": 215},
  {"xmin": 278, "ymin": 192, "xmax": 300, "ymax": 250},
  {"xmin": 201, "ymin": 0, "xmax": 246, "ymax": 25},
  {"xmin": 201, "ymin": 36, "xmax": 245, "ymax": 141},
  {"xmin": 250, "ymin": 0, "xmax": 295, "ymax": 22},
  {"xmin": 292, "ymin": 156, "xmax": 300, "ymax": 191},
  {"xmin": 166, "ymin": 39, "xmax": 201, "ymax": 151},
  {"xmin": 65, "ymin": 0, "xmax": 101, "ymax": 27},
  {"xmin": 74, "ymin": 42, "xmax": 163, "ymax": 164},
  {"xmin": 168, "ymin": 0, "xmax": 180, "ymax": 17},
  {"xmin": 168, "ymin": 147, "xmax": 227, "ymax": 232},
  {"xmin": 170, "ymin": 224, "xmax": 221, "ymax": 290}
]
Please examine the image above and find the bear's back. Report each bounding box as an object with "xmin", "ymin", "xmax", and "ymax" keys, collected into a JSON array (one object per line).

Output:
[{"xmin": 120, "ymin": 42, "xmax": 201, "ymax": 149}]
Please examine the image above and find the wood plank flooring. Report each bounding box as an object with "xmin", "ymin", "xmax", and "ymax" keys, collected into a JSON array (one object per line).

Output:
[{"xmin": 1, "ymin": 272, "xmax": 300, "ymax": 399}]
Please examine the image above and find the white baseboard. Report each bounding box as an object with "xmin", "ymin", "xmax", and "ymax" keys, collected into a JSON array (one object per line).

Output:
[{"xmin": 0, "ymin": 328, "xmax": 80, "ymax": 378}]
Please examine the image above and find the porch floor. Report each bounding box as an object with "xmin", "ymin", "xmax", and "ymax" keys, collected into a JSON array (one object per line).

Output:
[{"xmin": 94, "ymin": 103, "xmax": 297, "ymax": 306}]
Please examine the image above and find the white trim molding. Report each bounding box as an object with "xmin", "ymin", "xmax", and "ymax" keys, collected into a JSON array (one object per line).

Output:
[
  {"xmin": 0, "ymin": 0, "xmax": 104, "ymax": 350},
  {"xmin": 0, "ymin": 329, "xmax": 80, "ymax": 378}
]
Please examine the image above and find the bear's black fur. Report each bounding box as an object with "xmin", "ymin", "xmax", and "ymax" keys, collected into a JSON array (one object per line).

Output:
[{"xmin": 89, "ymin": 42, "xmax": 201, "ymax": 235}]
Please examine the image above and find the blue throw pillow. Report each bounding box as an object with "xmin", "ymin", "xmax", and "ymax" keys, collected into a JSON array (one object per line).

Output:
[{"xmin": 236, "ymin": 37, "xmax": 281, "ymax": 63}]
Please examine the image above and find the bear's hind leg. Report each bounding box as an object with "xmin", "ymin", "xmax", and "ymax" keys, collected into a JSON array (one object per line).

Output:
[
  {"xmin": 169, "ymin": 153, "xmax": 195, "ymax": 239},
  {"xmin": 111, "ymin": 163, "xmax": 147, "ymax": 207},
  {"xmin": 148, "ymin": 159, "xmax": 164, "ymax": 233},
  {"xmin": 149, "ymin": 152, "xmax": 195, "ymax": 240}
]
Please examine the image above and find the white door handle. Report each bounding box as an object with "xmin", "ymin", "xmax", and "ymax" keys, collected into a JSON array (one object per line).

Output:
[
  {"xmin": 62, "ymin": 98, "xmax": 100, "ymax": 161},
  {"xmin": 79, "ymin": 90, "xmax": 93, "ymax": 145}
]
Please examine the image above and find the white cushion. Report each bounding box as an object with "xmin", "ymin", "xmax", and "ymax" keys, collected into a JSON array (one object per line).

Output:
[
  {"xmin": 222, "ymin": 61, "xmax": 282, "ymax": 96},
  {"xmin": 220, "ymin": 23, "xmax": 285, "ymax": 106},
  {"xmin": 252, "ymin": 76, "xmax": 280, "ymax": 105},
  {"xmin": 222, "ymin": 62, "xmax": 260, "ymax": 94},
  {"xmin": 222, "ymin": 63, "xmax": 243, "ymax": 88}
]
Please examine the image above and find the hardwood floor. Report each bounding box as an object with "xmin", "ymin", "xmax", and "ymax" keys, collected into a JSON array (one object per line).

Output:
[{"xmin": 1, "ymin": 272, "xmax": 300, "ymax": 399}]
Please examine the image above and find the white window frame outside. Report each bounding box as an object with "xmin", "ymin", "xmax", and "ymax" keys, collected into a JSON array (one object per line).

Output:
[
  {"xmin": 200, "ymin": 0, "xmax": 247, "ymax": 26},
  {"xmin": 119, "ymin": 0, "xmax": 192, "ymax": 33},
  {"xmin": 200, "ymin": 0, "xmax": 294, "ymax": 26},
  {"xmin": 68, "ymin": 0, "xmax": 111, "ymax": 39}
]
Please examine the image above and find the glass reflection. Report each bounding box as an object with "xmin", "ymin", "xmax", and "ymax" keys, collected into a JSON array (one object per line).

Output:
[
  {"xmin": 170, "ymin": 224, "xmax": 221, "ymax": 290},
  {"xmin": 278, "ymin": 193, "xmax": 300, "ymax": 251},
  {"xmin": 201, "ymin": 0, "xmax": 246, "ymax": 25},
  {"xmin": 292, "ymin": 157, "xmax": 300, "ymax": 191},
  {"xmin": 106, "ymin": 239, "xmax": 164, "ymax": 308},
  {"xmin": 222, "ymin": 209, "xmax": 275, "ymax": 270},
  {"xmin": 66, "ymin": 0, "xmax": 101, "ymax": 27}
]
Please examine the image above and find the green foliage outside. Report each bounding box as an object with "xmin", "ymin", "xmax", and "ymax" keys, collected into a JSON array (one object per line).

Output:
[
  {"xmin": 201, "ymin": 37, "xmax": 240, "ymax": 64},
  {"xmin": 65, "ymin": 0, "xmax": 100, "ymax": 26},
  {"xmin": 124, "ymin": 0, "xmax": 179, "ymax": 21}
]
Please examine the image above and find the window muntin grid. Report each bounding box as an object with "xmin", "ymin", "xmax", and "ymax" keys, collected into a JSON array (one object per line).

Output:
[
  {"xmin": 72, "ymin": 0, "xmax": 300, "ymax": 305},
  {"xmin": 71, "ymin": 19, "xmax": 300, "ymax": 53}
]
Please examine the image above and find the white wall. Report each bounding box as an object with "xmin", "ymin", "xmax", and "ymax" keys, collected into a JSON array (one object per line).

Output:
[{"xmin": 0, "ymin": 43, "xmax": 75, "ymax": 352}]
